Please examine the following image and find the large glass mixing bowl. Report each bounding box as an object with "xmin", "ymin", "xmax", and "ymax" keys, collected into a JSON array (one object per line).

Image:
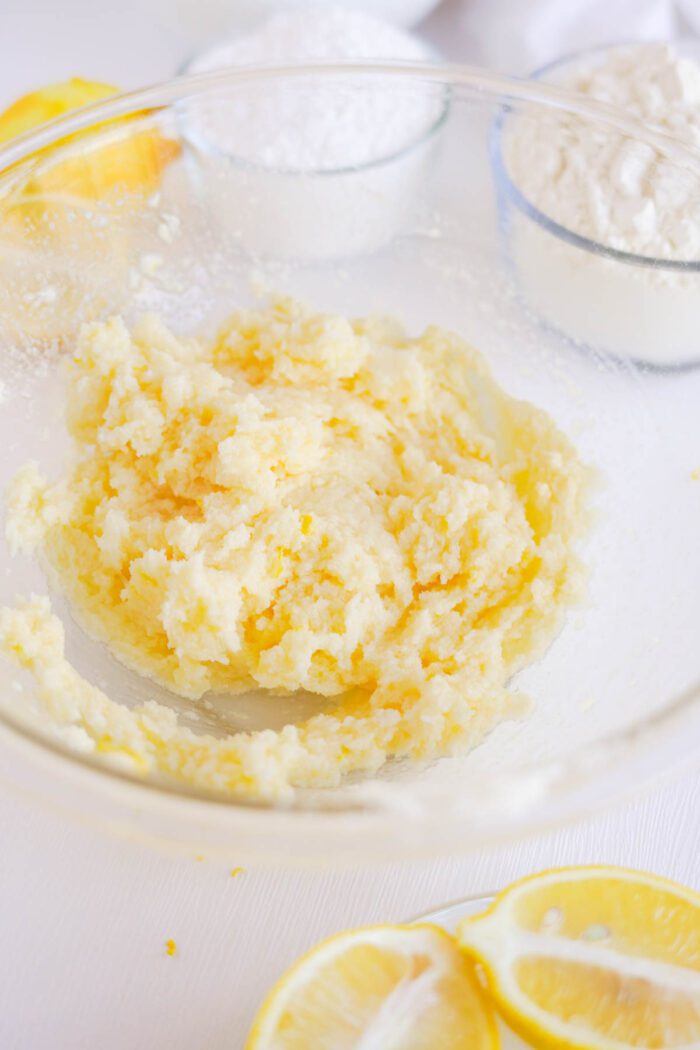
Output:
[{"xmin": 0, "ymin": 63, "xmax": 698, "ymax": 863}]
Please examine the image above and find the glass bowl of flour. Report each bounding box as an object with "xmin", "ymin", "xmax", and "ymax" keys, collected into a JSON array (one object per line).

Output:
[
  {"xmin": 494, "ymin": 41, "xmax": 700, "ymax": 369},
  {"xmin": 0, "ymin": 62, "xmax": 698, "ymax": 865}
]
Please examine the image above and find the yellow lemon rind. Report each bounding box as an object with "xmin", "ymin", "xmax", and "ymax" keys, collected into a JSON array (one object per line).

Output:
[{"xmin": 457, "ymin": 865, "xmax": 700, "ymax": 1050}]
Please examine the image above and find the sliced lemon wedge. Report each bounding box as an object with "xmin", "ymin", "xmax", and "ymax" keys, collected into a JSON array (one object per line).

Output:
[
  {"xmin": 246, "ymin": 923, "xmax": 498, "ymax": 1049},
  {"xmin": 0, "ymin": 78, "xmax": 178, "ymax": 201},
  {"xmin": 0, "ymin": 79, "xmax": 178, "ymax": 345},
  {"xmin": 457, "ymin": 866, "xmax": 700, "ymax": 1050},
  {"xmin": 0, "ymin": 78, "xmax": 119, "ymax": 144}
]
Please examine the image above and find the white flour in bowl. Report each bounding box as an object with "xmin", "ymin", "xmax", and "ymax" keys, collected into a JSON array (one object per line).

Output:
[
  {"xmin": 501, "ymin": 43, "xmax": 700, "ymax": 366},
  {"xmin": 505, "ymin": 43, "xmax": 700, "ymax": 262}
]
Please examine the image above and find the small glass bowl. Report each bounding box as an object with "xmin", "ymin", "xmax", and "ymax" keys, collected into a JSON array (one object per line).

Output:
[
  {"xmin": 178, "ymin": 71, "xmax": 449, "ymax": 261},
  {"xmin": 491, "ymin": 42, "xmax": 700, "ymax": 370},
  {"xmin": 178, "ymin": 32, "xmax": 449, "ymax": 263}
]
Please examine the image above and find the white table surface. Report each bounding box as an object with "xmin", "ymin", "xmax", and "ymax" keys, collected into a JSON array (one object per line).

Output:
[{"xmin": 0, "ymin": 2, "xmax": 698, "ymax": 1047}]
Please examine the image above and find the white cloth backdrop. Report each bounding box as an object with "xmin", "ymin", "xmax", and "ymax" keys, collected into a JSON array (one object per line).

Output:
[{"xmin": 429, "ymin": 0, "xmax": 699, "ymax": 71}]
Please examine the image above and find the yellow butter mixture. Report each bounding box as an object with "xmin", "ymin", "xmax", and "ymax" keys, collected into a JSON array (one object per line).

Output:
[{"xmin": 0, "ymin": 298, "xmax": 587, "ymax": 798}]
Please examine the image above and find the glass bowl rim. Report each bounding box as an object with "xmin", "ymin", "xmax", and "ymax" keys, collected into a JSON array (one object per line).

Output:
[
  {"xmin": 0, "ymin": 59, "xmax": 699, "ymax": 837},
  {"xmin": 1, "ymin": 57, "xmax": 699, "ymax": 179},
  {"xmin": 409, "ymin": 892, "xmax": 494, "ymax": 925},
  {"xmin": 490, "ymin": 39, "xmax": 700, "ymax": 272}
]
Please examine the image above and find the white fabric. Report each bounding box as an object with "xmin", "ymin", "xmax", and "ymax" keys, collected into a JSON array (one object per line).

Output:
[
  {"xmin": 437, "ymin": 0, "xmax": 691, "ymax": 72},
  {"xmin": 678, "ymin": 0, "xmax": 700, "ymax": 34}
]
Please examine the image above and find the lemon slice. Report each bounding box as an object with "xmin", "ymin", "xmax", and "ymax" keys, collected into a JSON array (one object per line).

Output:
[
  {"xmin": 457, "ymin": 866, "xmax": 700, "ymax": 1050},
  {"xmin": 0, "ymin": 79, "xmax": 178, "ymax": 346},
  {"xmin": 0, "ymin": 78, "xmax": 179, "ymax": 206},
  {"xmin": 0, "ymin": 78, "xmax": 119, "ymax": 144},
  {"xmin": 246, "ymin": 923, "xmax": 498, "ymax": 1049}
]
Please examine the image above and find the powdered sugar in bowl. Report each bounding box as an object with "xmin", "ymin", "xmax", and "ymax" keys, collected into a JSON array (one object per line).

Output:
[
  {"xmin": 493, "ymin": 42, "xmax": 700, "ymax": 369},
  {"xmin": 180, "ymin": 10, "xmax": 448, "ymax": 261}
]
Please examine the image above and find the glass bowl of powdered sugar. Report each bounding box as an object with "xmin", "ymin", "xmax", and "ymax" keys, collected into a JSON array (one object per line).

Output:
[
  {"xmin": 493, "ymin": 41, "xmax": 700, "ymax": 369},
  {"xmin": 180, "ymin": 9, "xmax": 448, "ymax": 261},
  {"xmin": 0, "ymin": 61, "xmax": 699, "ymax": 866}
]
